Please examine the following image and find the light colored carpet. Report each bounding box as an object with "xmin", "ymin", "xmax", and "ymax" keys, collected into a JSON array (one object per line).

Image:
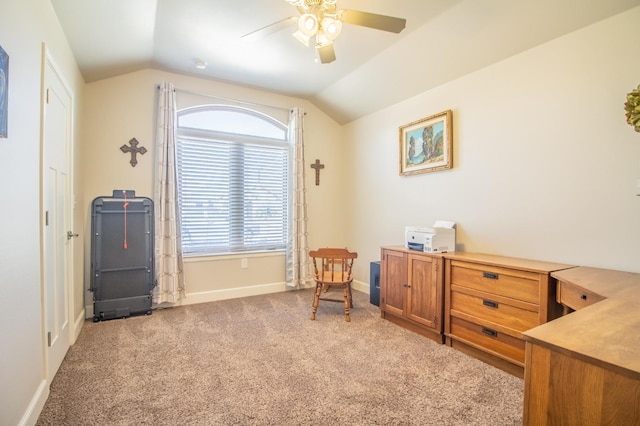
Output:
[{"xmin": 37, "ymin": 289, "xmax": 523, "ymax": 425}]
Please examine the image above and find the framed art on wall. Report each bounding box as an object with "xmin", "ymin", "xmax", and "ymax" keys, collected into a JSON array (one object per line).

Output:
[
  {"xmin": 399, "ymin": 109, "xmax": 452, "ymax": 176},
  {"xmin": 0, "ymin": 44, "xmax": 8, "ymax": 138}
]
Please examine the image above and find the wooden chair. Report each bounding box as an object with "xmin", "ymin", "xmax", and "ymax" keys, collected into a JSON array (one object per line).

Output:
[{"xmin": 309, "ymin": 248, "xmax": 358, "ymax": 322}]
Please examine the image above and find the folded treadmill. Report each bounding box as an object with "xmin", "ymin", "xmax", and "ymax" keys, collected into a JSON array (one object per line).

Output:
[{"xmin": 90, "ymin": 190, "xmax": 155, "ymax": 321}]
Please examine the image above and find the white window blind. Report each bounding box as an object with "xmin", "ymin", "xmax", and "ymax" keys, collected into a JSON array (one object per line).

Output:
[{"xmin": 176, "ymin": 106, "xmax": 289, "ymax": 255}]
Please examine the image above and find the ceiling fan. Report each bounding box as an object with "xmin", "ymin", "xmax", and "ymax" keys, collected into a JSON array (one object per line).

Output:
[{"xmin": 242, "ymin": 0, "xmax": 407, "ymax": 64}]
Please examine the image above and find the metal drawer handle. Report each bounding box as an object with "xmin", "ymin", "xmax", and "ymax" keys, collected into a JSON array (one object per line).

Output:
[
  {"xmin": 483, "ymin": 271, "xmax": 499, "ymax": 280},
  {"xmin": 482, "ymin": 327, "xmax": 498, "ymax": 337},
  {"xmin": 482, "ymin": 299, "xmax": 499, "ymax": 309},
  {"xmin": 580, "ymin": 294, "xmax": 587, "ymax": 300}
]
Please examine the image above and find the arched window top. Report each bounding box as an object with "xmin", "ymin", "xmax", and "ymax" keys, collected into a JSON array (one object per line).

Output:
[{"xmin": 178, "ymin": 105, "xmax": 287, "ymax": 140}]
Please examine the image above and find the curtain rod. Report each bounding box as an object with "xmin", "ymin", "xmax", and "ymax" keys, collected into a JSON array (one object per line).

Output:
[{"xmin": 169, "ymin": 87, "xmax": 293, "ymax": 113}]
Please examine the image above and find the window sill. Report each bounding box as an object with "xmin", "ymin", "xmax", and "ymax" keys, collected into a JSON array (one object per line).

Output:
[{"xmin": 183, "ymin": 249, "xmax": 285, "ymax": 263}]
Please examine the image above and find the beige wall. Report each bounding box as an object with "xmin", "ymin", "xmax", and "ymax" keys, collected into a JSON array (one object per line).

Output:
[
  {"xmin": 0, "ymin": 0, "xmax": 84, "ymax": 424},
  {"xmin": 344, "ymin": 6, "xmax": 640, "ymax": 283},
  {"xmin": 81, "ymin": 69, "xmax": 346, "ymax": 310}
]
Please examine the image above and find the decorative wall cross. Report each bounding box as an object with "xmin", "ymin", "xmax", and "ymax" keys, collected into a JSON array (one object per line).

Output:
[
  {"xmin": 310, "ymin": 159, "xmax": 325, "ymax": 186},
  {"xmin": 120, "ymin": 138, "xmax": 147, "ymax": 167}
]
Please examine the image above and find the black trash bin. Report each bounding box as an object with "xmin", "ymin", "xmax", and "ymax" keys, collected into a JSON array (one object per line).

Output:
[{"xmin": 370, "ymin": 261, "xmax": 380, "ymax": 306}]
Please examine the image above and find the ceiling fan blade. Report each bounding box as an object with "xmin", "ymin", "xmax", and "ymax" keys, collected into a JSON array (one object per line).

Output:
[
  {"xmin": 317, "ymin": 44, "xmax": 336, "ymax": 64},
  {"xmin": 340, "ymin": 9, "xmax": 406, "ymax": 34},
  {"xmin": 241, "ymin": 16, "xmax": 298, "ymax": 42}
]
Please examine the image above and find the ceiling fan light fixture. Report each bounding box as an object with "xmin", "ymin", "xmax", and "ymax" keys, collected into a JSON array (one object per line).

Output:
[
  {"xmin": 298, "ymin": 14, "xmax": 318, "ymax": 36},
  {"xmin": 292, "ymin": 30, "xmax": 311, "ymax": 47},
  {"xmin": 315, "ymin": 29, "xmax": 332, "ymax": 47},
  {"xmin": 285, "ymin": 0, "xmax": 306, "ymax": 7},
  {"xmin": 321, "ymin": 16, "xmax": 342, "ymax": 40}
]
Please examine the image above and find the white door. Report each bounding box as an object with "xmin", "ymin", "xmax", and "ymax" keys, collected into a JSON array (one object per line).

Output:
[{"xmin": 42, "ymin": 53, "xmax": 73, "ymax": 379}]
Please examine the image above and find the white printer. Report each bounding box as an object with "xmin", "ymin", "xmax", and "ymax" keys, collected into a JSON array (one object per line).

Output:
[{"xmin": 405, "ymin": 221, "xmax": 456, "ymax": 253}]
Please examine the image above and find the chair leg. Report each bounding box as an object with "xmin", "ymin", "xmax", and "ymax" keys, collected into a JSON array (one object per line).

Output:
[
  {"xmin": 348, "ymin": 283, "xmax": 353, "ymax": 308},
  {"xmin": 311, "ymin": 283, "xmax": 322, "ymax": 320},
  {"xmin": 343, "ymin": 285, "xmax": 351, "ymax": 322}
]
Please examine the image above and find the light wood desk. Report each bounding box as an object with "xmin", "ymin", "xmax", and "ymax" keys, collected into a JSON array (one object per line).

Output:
[{"xmin": 522, "ymin": 267, "xmax": 640, "ymax": 425}]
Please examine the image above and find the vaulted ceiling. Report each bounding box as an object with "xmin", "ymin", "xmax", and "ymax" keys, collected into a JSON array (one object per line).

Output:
[{"xmin": 51, "ymin": 0, "xmax": 640, "ymax": 124}]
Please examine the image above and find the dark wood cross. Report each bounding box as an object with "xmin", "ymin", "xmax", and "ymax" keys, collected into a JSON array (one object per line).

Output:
[
  {"xmin": 310, "ymin": 159, "xmax": 325, "ymax": 186},
  {"xmin": 120, "ymin": 138, "xmax": 147, "ymax": 167}
]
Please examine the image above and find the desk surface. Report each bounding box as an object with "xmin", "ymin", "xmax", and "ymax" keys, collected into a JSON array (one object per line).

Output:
[
  {"xmin": 443, "ymin": 251, "xmax": 574, "ymax": 273},
  {"xmin": 523, "ymin": 266, "xmax": 640, "ymax": 379}
]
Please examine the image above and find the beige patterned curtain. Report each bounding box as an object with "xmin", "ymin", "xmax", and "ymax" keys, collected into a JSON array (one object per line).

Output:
[
  {"xmin": 153, "ymin": 82, "xmax": 186, "ymax": 304},
  {"xmin": 285, "ymin": 108, "xmax": 311, "ymax": 288}
]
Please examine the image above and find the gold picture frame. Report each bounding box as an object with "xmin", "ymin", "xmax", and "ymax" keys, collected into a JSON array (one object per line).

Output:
[{"xmin": 399, "ymin": 109, "xmax": 452, "ymax": 175}]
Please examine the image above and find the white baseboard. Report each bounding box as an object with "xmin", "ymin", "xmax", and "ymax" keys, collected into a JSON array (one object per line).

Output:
[
  {"xmin": 83, "ymin": 279, "xmax": 370, "ymax": 310},
  {"xmin": 72, "ymin": 309, "xmax": 85, "ymax": 344},
  {"xmin": 19, "ymin": 379, "xmax": 48, "ymax": 426},
  {"xmin": 182, "ymin": 280, "xmax": 370, "ymax": 306},
  {"xmin": 84, "ymin": 303, "xmax": 93, "ymax": 320},
  {"xmin": 352, "ymin": 279, "xmax": 369, "ymax": 294},
  {"xmin": 182, "ymin": 282, "xmax": 288, "ymax": 306}
]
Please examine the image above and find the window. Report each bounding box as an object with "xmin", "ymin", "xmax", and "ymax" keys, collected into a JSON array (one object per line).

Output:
[{"xmin": 176, "ymin": 105, "xmax": 289, "ymax": 255}]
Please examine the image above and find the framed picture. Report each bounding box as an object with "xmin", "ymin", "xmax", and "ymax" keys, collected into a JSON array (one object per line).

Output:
[
  {"xmin": 399, "ymin": 109, "xmax": 452, "ymax": 175},
  {"xmin": 0, "ymin": 44, "xmax": 8, "ymax": 138}
]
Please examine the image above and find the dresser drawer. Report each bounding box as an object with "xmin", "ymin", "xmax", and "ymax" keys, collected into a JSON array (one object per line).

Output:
[
  {"xmin": 449, "ymin": 316, "xmax": 525, "ymax": 365},
  {"xmin": 450, "ymin": 288, "xmax": 539, "ymax": 332},
  {"xmin": 450, "ymin": 261, "xmax": 539, "ymax": 303},
  {"xmin": 556, "ymin": 280, "xmax": 605, "ymax": 312}
]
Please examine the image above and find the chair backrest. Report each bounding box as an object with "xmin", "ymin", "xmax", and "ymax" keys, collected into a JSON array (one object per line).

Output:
[{"xmin": 309, "ymin": 248, "xmax": 358, "ymax": 284}]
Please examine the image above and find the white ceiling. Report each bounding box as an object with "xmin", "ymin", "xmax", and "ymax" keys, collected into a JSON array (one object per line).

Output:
[{"xmin": 51, "ymin": 0, "xmax": 640, "ymax": 124}]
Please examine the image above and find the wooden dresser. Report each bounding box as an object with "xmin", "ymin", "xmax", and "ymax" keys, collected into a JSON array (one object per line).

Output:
[
  {"xmin": 522, "ymin": 267, "xmax": 640, "ymax": 425},
  {"xmin": 380, "ymin": 246, "xmax": 444, "ymax": 343},
  {"xmin": 443, "ymin": 252, "xmax": 574, "ymax": 377}
]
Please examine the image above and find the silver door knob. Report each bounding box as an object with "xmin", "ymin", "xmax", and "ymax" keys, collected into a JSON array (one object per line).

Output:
[{"xmin": 67, "ymin": 231, "xmax": 79, "ymax": 240}]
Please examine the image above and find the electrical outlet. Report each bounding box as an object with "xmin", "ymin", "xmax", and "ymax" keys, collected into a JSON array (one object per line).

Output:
[{"xmin": 241, "ymin": 258, "xmax": 248, "ymax": 269}]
